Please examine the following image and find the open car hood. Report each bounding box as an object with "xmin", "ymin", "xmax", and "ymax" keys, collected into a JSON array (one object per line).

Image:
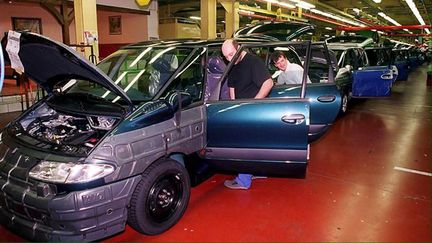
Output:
[
  {"xmin": 4, "ymin": 31, "xmax": 133, "ymax": 106},
  {"xmin": 234, "ymin": 21, "xmax": 315, "ymax": 41}
]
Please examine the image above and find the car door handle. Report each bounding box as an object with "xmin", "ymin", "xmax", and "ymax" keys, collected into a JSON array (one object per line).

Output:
[
  {"xmin": 281, "ymin": 114, "xmax": 305, "ymax": 124},
  {"xmin": 381, "ymin": 73, "xmax": 393, "ymax": 79},
  {"xmin": 317, "ymin": 95, "xmax": 336, "ymax": 102}
]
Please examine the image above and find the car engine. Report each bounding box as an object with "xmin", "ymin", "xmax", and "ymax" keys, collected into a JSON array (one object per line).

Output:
[{"xmin": 18, "ymin": 103, "xmax": 118, "ymax": 150}]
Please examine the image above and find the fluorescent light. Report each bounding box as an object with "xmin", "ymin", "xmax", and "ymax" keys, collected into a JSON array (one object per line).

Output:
[
  {"xmin": 295, "ymin": 1, "xmax": 315, "ymax": 9},
  {"xmin": 378, "ymin": 12, "xmax": 401, "ymax": 26},
  {"xmin": 189, "ymin": 16, "xmax": 201, "ymax": 20},
  {"xmin": 264, "ymin": 0, "xmax": 295, "ymax": 9},
  {"xmin": 404, "ymin": 0, "xmax": 430, "ymax": 34},
  {"xmin": 325, "ymin": 27, "xmax": 332, "ymax": 30},
  {"xmin": 310, "ymin": 9, "xmax": 365, "ymax": 27},
  {"xmin": 287, "ymin": 0, "xmax": 316, "ymax": 9},
  {"xmin": 372, "ymin": 0, "xmax": 381, "ymax": 3},
  {"xmin": 238, "ymin": 9, "xmax": 255, "ymax": 15},
  {"xmin": 279, "ymin": 2, "xmax": 295, "ymax": 8},
  {"xmin": 405, "ymin": 0, "xmax": 426, "ymax": 25}
]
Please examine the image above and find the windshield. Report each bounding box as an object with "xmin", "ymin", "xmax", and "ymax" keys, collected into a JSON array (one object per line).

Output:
[{"xmin": 66, "ymin": 46, "xmax": 194, "ymax": 104}]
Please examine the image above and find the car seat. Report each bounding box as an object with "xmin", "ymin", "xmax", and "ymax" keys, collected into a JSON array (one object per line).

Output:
[
  {"xmin": 149, "ymin": 58, "xmax": 172, "ymax": 96},
  {"xmin": 205, "ymin": 56, "xmax": 229, "ymax": 101}
]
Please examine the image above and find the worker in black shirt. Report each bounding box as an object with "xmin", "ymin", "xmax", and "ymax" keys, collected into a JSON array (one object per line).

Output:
[{"xmin": 221, "ymin": 39, "xmax": 274, "ymax": 189}]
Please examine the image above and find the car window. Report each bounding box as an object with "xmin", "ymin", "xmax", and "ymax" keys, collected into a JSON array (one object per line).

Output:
[
  {"xmin": 366, "ymin": 49, "xmax": 391, "ymax": 66},
  {"xmin": 160, "ymin": 48, "xmax": 206, "ymax": 105},
  {"xmin": 219, "ymin": 42, "xmax": 311, "ymax": 99},
  {"xmin": 292, "ymin": 43, "xmax": 333, "ymax": 84},
  {"xmin": 67, "ymin": 47, "xmax": 195, "ymax": 104},
  {"xmin": 357, "ymin": 49, "xmax": 368, "ymax": 67},
  {"xmin": 308, "ymin": 45, "xmax": 332, "ymax": 83},
  {"xmin": 264, "ymin": 45, "xmax": 304, "ymax": 84},
  {"xmin": 343, "ymin": 49, "xmax": 354, "ymax": 68}
]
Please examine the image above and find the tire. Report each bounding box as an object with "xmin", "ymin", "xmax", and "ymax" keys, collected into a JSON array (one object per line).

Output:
[{"xmin": 127, "ymin": 158, "xmax": 190, "ymax": 235}]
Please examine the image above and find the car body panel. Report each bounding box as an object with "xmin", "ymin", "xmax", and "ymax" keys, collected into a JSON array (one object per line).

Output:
[
  {"xmin": 206, "ymin": 99, "xmax": 309, "ymax": 149},
  {"xmin": 4, "ymin": 31, "xmax": 133, "ymax": 106},
  {"xmin": 205, "ymin": 99, "xmax": 310, "ymax": 176},
  {"xmin": 352, "ymin": 66, "xmax": 393, "ymax": 97},
  {"xmin": 326, "ymin": 35, "xmax": 374, "ymax": 48},
  {"xmin": 234, "ymin": 21, "xmax": 315, "ymax": 41},
  {"xmin": 270, "ymin": 83, "xmax": 341, "ymax": 141},
  {"xmin": 330, "ymin": 46, "xmax": 393, "ymax": 98},
  {"xmin": 365, "ymin": 47, "xmax": 398, "ymax": 83}
]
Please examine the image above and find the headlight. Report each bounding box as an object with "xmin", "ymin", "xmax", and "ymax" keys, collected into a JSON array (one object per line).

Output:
[{"xmin": 29, "ymin": 161, "xmax": 115, "ymax": 184}]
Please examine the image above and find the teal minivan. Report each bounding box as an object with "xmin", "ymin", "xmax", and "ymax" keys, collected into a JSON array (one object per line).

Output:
[{"xmin": 0, "ymin": 25, "xmax": 341, "ymax": 241}]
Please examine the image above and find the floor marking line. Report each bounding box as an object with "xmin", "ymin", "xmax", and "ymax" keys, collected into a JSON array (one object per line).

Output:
[{"xmin": 394, "ymin": 166, "xmax": 432, "ymax": 177}]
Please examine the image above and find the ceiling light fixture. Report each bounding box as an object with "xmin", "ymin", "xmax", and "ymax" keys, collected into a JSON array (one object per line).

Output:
[
  {"xmin": 238, "ymin": 9, "xmax": 255, "ymax": 15},
  {"xmin": 325, "ymin": 27, "xmax": 332, "ymax": 30},
  {"xmin": 372, "ymin": 0, "xmax": 382, "ymax": 3},
  {"xmin": 278, "ymin": 2, "xmax": 295, "ymax": 9},
  {"xmin": 287, "ymin": 0, "xmax": 315, "ymax": 9},
  {"xmin": 310, "ymin": 9, "xmax": 365, "ymax": 27},
  {"xmin": 378, "ymin": 12, "xmax": 401, "ymax": 26},
  {"xmin": 377, "ymin": 12, "xmax": 414, "ymax": 34},
  {"xmin": 405, "ymin": 0, "xmax": 430, "ymax": 34},
  {"xmin": 263, "ymin": 0, "xmax": 297, "ymax": 9},
  {"xmin": 295, "ymin": 2, "xmax": 315, "ymax": 9}
]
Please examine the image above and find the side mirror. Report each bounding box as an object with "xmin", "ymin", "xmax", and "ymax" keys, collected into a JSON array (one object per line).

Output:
[
  {"xmin": 165, "ymin": 91, "xmax": 192, "ymax": 127},
  {"xmin": 165, "ymin": 91, "xmax": 193, "ymax": 112}
]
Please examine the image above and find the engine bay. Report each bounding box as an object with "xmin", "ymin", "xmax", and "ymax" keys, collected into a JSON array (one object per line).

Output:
[{"xmin": 13, "ymin": 103, "xmax": 119, "ymax": 155}]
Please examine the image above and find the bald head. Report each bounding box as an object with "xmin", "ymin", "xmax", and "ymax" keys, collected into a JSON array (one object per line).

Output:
[{"xmin": 222, "ymin": 39, "xmax": 239, "ymax": 62}]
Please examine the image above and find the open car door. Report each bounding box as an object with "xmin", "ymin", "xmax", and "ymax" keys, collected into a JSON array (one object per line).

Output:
[
  {"xmin": 204, "ymin": 41, "xmax": 312, "ymax": 178},
  {"xmin": 352, "ymin": 66, "xmax": 393, "ymax": 97},
  {"xmin": 268, "ymin": 42, "xmax": 341, "ymax": 142},
  {"xmin": 365, "ymin": 47, "xmax": 398, "ymax": 83},
  {"xmin": 0, "ymin": 39, "xmax": 4, "ymax": 93}
]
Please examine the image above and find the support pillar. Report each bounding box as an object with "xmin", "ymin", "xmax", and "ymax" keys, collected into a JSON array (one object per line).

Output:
[
  {"xmin": 220, "ymin": 0, "xmax": 239, "ymax": 38},
  {"xmin": 74, "ymin": 0, "xmax": 99, "ymax": 63},
  {"xmin": 201, "ymin": 0, "xmax": 217, "ymax": 39}
]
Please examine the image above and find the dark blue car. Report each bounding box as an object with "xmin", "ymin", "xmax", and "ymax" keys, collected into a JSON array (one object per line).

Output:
[
  {"xmin": 327, "ymin": 36, "xmax": 395, "ymax": 114},
  {"xmin": 0, "ymin": 27, "xmax": 341, "ymax": 241}
]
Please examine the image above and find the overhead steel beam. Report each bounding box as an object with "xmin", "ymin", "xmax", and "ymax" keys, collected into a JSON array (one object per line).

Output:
[
  {"xmin": 238, "ymin": 4, "xmax": 307, "ymax": 22},
  {"xmin": 238, "ymin": 11, "xmax": 274, "ymax": 20}
]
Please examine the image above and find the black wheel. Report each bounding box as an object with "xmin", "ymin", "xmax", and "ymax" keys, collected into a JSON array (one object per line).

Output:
[{"xmin": 128, "ymin": 158, "xmax": 190, "ymax": 235}]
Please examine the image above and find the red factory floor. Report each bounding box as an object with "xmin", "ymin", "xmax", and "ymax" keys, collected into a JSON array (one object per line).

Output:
[{"xmin": 0, "ymin": 65, "xmax": 431, "ymax": 242}]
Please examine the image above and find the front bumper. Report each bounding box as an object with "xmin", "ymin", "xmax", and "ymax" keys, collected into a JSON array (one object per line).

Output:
[{"xmin": 0, "ymin": 142, "xmax": 141, "ymax": 241}]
